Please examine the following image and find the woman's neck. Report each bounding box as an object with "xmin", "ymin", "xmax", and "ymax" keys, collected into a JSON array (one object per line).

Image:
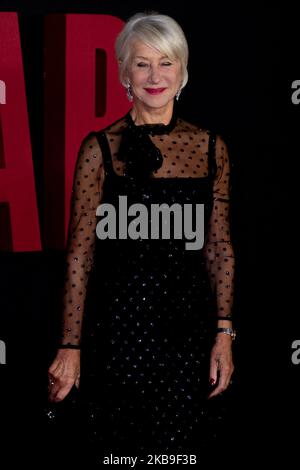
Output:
[{"xmin": 130, "ymin": 101, "xmax": 174, "ymax": 125}]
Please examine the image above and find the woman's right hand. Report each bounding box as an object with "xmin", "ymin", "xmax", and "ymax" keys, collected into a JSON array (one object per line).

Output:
[{"xmin": 48, "ymin": 349, "xmax": 81, "ymax": 403}]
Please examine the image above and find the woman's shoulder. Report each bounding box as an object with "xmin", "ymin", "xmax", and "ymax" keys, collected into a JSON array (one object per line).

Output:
[
  {"xmin": 78, "ymin": 131, "xmax": 100, "ymax": 152},
  {"xmin": 176, "ymin": 116, "xmax": 211, "ymax": 144},
  {"xmin": 177, "ymin": 116, "xmax": 227, "ymax": 145},
  {"xmin": 78, "ymin": 113, "xmax": 129, "ymax": 150}
]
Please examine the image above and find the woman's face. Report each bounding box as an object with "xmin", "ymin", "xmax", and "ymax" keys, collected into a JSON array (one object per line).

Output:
[{"xmin": 126, "ymin": 40, "xmax": 182, "ymax": 110}]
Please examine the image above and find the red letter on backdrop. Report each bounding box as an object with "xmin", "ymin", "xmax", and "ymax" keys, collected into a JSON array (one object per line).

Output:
[
  {"xmin": 44, "ymin": 14, "xmax": 129, "ymax": 249},
  {"xmin": 0, "ymin": 13, "xmax": 41, "ymax": 251}
]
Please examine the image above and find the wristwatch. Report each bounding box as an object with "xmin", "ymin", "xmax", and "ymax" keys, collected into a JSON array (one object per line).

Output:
[{"xmin": 216, "ymin": 327, "xmax": 236, "ymax": 340}]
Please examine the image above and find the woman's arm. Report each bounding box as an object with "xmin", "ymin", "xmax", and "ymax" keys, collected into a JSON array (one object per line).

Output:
[
  {"xmin": 60, "ymin": 133, "xmax": 104, "ymax": 347},
  {"xmin": 203, "ymin": 134, "xmax": 235, "ymax": 398},
  {"xmin": 48, "ymin": 133, "xmax": 104, "ymax": 402}
]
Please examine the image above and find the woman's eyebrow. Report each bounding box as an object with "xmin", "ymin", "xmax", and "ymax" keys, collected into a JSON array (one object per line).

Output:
[{"xmin": 134, "ymin": 55, "xmax": 169, "ymax": 60}]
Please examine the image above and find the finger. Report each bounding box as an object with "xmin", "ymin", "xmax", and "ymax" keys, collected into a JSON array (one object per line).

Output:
[
  {"xmin": 53, "ymin": 383, "xmax": 74, "ymax": 402},
  {"xmin": 48, "ymin": 383, "xmax": 59, "ymax": 402},
  {"xmin": 221, "ymin": 363, "xmax": 234, "ymax": 390},
  {"xmin": 48, "ymin": 375, "xmax": 66, "ymax": 401},
  {"xmin": 208, "ymin": 376, "xmax": 226, "ymax": 398},
  {"xmin": 49, "ymin": 359, "xmax": 64, "ymax": 379},
  {"xmin": 48, "ymin": 359, "xmax": 60, "ymax": 376},
  {"xmin": 49, "ymin": 381, "xmax": 73, "ymax": 402},
  {"xmin": 208, "ymin": 385, "xmax": 223, "ymax": 398},
  {"xmin": 209, "ymin": 358, "xmax": 218, "ymax": 386},
  {"xmin": 47, "ymin": 374, "xmax": 59, "ymax": 401},
  {"xmin": 75, "ymin": 375, "xmax": 80, "ymax": 388},
  {"xmin": 208, "ymin": 367, "xmax": 232, "ymax": 398}
]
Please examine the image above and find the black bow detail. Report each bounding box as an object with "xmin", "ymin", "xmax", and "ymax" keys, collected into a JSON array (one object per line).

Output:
[{"xmin": 117, "ymin": 110, "xmax": 177, "ymax": 179}]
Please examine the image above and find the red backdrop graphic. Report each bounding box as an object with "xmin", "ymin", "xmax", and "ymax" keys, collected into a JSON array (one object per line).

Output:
[{"xmin": 0, "ymin": 13, "xmax": 130, "ymax": 251}]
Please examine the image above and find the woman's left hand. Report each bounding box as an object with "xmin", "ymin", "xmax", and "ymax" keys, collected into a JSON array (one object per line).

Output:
[{"xmin": 208, "ymin": 334, "xmax": 234, "ymax": 398}]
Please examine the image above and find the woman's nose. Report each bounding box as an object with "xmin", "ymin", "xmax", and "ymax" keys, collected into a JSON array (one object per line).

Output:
[{"xmin": 149, "ymin": 66, "xmax": 161, "ymax": 83}]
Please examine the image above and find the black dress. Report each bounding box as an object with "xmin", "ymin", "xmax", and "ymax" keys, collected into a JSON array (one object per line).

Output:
[{"xmin": 60, "ymin": 110, "xmax": 235, "ymax": 463}]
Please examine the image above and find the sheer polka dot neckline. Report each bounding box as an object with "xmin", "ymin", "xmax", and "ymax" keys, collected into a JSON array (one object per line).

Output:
[{"xmin": 125, "ymin": 107, "xmax": 178, "ymax": 137}]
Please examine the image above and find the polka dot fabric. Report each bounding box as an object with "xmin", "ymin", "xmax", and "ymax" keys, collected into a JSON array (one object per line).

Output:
[
  {"xmin": 59, "ymin": 111, "xmax": 235, "ymax": 459},
  {"xmin": 61, "ymin": 133, "xmax": 105, "ymax": 346},
  {"xmin": 60, "ymin": 113, "xmax": 234, "ymax": 347}
]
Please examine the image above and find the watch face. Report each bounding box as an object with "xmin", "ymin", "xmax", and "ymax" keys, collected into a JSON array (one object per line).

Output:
[{"xmin": 216, "ymin": 327, "xmax": 236, "ymax": 340}]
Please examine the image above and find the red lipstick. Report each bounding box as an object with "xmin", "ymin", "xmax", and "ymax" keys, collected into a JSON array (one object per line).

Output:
[{"xmin": 144, "ymin": 88, "xmax": 166, "ymax": 95}]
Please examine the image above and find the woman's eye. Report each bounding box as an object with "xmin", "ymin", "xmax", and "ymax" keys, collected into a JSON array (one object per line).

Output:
[
  {"xmin": 137, "ymin": 62, "xmax": 148, "ymax": 67},
  {"xmin": 162, "ymin": 62, "xmax": 172, "ymax": 66}
]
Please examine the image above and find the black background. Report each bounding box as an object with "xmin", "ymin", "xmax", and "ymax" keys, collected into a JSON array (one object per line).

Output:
[{"xmin": 0, "ymin": 1, "xmax": 299, "ymax": 466}]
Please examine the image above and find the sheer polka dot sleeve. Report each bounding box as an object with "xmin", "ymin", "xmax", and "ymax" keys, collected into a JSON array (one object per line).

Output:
[
  {"xmin": 60, "ymin": 134, "xmax": 104, "ymax": 347},
  {"xmin": 204, "ymin": 135, "xmax": 235, "ymax": 319}
]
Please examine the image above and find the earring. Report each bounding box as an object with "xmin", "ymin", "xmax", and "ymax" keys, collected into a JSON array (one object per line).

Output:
[
  {"xmin": 126, "ymin": 83, "xmax": 133, "ymax": 102},
  {"xmin": 175, "ymin": 88, "xmax": 182, "ymax": 101}
]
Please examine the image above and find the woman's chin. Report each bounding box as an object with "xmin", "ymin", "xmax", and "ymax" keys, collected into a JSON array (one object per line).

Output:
[{"xmin": 137, "ymin": 94, "xmax": 174, "ymax": 109}]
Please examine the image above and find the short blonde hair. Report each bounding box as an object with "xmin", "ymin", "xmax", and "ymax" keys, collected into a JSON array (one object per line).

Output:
[{"xmin": 115, "ymin": 12, "xmax": 189, "ymax": 90}]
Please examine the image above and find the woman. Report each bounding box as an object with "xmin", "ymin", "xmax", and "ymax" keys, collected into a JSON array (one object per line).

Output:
[{"xmin": 48, "ymin": 11, "xmax": 235, "ymax": 461}]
